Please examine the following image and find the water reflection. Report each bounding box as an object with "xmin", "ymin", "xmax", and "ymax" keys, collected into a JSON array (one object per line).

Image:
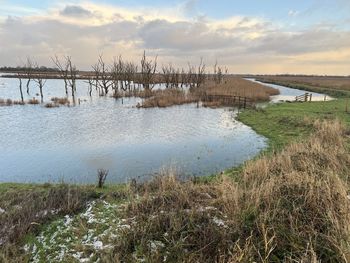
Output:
[{"xmin": 0, "ymin": 78, "xmax": 267, "ymax": 183}]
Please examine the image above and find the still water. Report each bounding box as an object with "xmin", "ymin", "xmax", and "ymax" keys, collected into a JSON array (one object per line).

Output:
[
  {"xmin": 247, "ymin": 79, "xmax": 329, "ymax": 102},
  {"xmin": 0, "ymin": 78, "xmax": 267, "ymax": 183}
]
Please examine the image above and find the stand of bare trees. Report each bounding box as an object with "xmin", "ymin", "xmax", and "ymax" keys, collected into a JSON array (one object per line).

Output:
[{"xmin": 8, "ymin": 51, "xmax": 232, "ymax": 107}]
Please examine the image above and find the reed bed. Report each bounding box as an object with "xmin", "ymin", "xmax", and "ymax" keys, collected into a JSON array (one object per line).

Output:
[
  {"xmin": 139, "ymin": 77, "xmax": 279, "ymax": 108},
  {"xmin": 200, "ymin": 77, "xmax": 279, "ymax": 101},
  {"xmin": 0, "ymin": 99, "xmax": 25, "ymax": 106},
  {"xmin": 139, "ymin": 89, "xmax": 197, "ymax": 108}
]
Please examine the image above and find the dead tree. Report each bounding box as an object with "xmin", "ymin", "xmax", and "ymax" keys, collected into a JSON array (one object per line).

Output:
[
  {"xmin": 24, "ymin": 57, "xmax": 34, "ymax": 95},
  {"xmin": 92, "ymin": 55, "xmax": 113, "ymax": 95},
  {"xmin": 32, "ymin": 61, "xmax": 46, "ymax": 102},
  {"xmin": 66, "ymin": 56, "xmax": 77, "ymax": 101},
  {"xmin": 140, "ymin": 51, "xmax": 157, "ymax": 92},
  {"xmin": 196, "ymin": 58, "xmax": 206, "ymax": 88},
  {"xmin": 51, "ymin": 55, "xmax": 69, "ymax": 97},
  {"xmin": 16, "ymin": 73, "xmax": 24, "ymax": 103},
  {"xmin": 124, "ymin": 61, "xmax": 138, "ymax": 91},
  {"xmin": 162, "ymin": 63, "xmax": 173, "ymax": 88}
]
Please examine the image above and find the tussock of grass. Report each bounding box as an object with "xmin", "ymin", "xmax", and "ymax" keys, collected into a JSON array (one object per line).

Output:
[
  {"xmin": 27, "ymin": 98, "xmax": 39, "ymax": 105},
  {"xmin": 51, "ymin": 97, "xmax": 70, "ymax": 106}
]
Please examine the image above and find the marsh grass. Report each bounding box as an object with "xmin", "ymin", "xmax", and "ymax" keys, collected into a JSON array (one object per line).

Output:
[
  {"xmin": 27, "ymin": 98, "xmax": 39, "ymax": 105},
  {"xmin": 200, "ymin": 78, "xmax": 280, "ymax": 102},
  {"xmin": 139, "ymin": 77, "xmax": 279, "ymax": 108},
  {"xmin": 140, "ymin": 89, "xmax": 197, "ymax": 108},
  {"xmin": 0, "ymin": 99, "xmax": 25, "ymax": 106},
  {"xmin": 51, "ymin": 97, "xmax": 70, "ymax": 106},
  {"xmin": 0, "ymin": 184, "xmax": 95, "ymax": 261}
]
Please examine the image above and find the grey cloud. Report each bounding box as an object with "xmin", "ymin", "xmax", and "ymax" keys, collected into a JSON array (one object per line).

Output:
[
  {"xmin": 248, "ymin": 28, "xmax": 350, "ymax": 55},
  {"xmin": 138, "ymin": 19, "xmax": 238, "ymax": 51},
  {"xmin": 60, "ymin": 5, "xmax": 92, "ymax": 17},
  {"xmin": 0, "ymin": 13, "xmax": 350, "ymax": 73}
]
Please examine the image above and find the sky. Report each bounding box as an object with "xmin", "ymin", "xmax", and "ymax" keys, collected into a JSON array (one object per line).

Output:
[{"xmin": 0, "ymin": 0, "xmax": 349, "ymax": 75}]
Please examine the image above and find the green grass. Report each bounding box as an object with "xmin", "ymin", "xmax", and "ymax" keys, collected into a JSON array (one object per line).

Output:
[{"xmin": 238, "ymin": 99, "xmax": 350, "ymax": 151}]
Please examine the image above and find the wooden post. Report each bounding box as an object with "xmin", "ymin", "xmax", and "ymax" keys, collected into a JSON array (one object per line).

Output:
[
  {"xmin": 309, "ymin": 94, "xmax": 312, "ymax": 102},
  {"xmin": 244, "ymin": 97, "xmax": 247, "ymax": 108},
  {"xmin": 324, "ymin": 95, "xmax": 327, "ymax": 101},
  {"xmin": 304, "ymin": 93, "xmax": 308, "ymax": 102}
]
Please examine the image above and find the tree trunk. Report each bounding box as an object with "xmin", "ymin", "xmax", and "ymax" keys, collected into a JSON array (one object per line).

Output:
[{"xmin": 19, "ymin": 79, "xmax": 24, "ymax": 103}]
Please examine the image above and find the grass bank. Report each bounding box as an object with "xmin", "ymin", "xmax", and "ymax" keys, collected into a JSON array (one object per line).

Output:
[{"xmin": 238, "ymin": 99, "xmax": 350, "ymax": 151}]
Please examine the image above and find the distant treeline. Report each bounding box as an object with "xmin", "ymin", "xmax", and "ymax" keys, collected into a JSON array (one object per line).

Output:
[{"xmin": 0, "ymin": 66, "xmax": 58, "ymax": 73}]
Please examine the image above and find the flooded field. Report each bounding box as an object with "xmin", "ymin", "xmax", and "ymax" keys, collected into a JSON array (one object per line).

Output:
[{"xmin": 0, "ymin": 78, "xmax": 267, "ymax": 183}]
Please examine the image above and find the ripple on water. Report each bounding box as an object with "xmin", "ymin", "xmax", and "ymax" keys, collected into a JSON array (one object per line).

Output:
[{"xmin": 0, "ymin": 78, "xmax": 267, "ymax": 183}]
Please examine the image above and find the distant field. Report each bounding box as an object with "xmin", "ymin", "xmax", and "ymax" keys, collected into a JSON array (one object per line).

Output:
[{"xmin": 255, "ymin": 75, "xmax": 350, "ymax": 97}]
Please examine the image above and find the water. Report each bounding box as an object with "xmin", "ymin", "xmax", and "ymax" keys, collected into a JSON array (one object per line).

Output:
[
  {"xmin": 247, "ymin": 79, "xmax": 329, "ymax": 102},
  {"xmin": 0, "ymin": 77, "xmax": 267, "ymax": 183}
]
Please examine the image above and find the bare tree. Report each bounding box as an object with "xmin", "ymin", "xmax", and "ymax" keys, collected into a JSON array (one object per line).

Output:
[
  {"xmin": 124, "ymin": 61, "xmax": 138, "ymax": 91},
  {"xmin": 140, "ymin": 51, "xmax": 157, "ymax": 92},
  {"xmin": 24, "ymin": 57, "xmax": 34, "ymax": 95},
  {"xmin": 32, "ymin": 61, "xmax": 46, "ymax": 103},
  {"xmin": 162, "ymin": 63, "xmax": 173, "ymax": 88},
  {"xmin": 92, "ymin": 55, "xmax": 113, "ymax": 96},
  {"xmin": 16, "ymin": 73, "xmax": 24, "ymax": 103},
  {"xmin": 52, "ymin": 55, "xmax": 69, "ymax": 97}
]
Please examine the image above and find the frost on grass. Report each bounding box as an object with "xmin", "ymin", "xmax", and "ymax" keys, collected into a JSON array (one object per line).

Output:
[{"xmin": 26, "ymin": 200, "xmax": 130, "ymax": 262}]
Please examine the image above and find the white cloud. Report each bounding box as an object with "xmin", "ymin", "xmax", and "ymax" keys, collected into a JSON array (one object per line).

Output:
[{"xmin": 0, "ymin": 1, "xmax": 349, "ymax": 74}]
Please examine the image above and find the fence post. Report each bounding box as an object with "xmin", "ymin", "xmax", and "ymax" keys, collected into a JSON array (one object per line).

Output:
[{"xmin": 309, "ymin": 94, "xmax": 312, "ymax": 102}]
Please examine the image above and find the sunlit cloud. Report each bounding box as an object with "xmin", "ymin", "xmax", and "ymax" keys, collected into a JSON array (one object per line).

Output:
[{"xmin": 0, "ymin": 0, "xmax": 349, "ymax": 75}]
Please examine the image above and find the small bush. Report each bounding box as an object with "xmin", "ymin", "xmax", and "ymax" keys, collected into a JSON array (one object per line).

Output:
[{"xmin": 97, "ymin": 169, "xmax": 109, "ymax": 188}]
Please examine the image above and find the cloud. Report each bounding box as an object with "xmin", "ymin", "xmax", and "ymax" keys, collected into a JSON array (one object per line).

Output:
[
  {"xmin": 0, "ymin": 1, "xmax": 349, "ymax": 74},
  {"xmin": 59, "ymin": 5, "xmax": 92, "ymax": 17},
  {"xmin": 288, "ymin": 10, "xmax": 299, "ymax": 17}
]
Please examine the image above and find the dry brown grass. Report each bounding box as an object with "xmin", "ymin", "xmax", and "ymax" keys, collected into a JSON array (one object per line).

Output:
[
  {"xmin": 0, "ymin": 185, "xmax": 94, "ymax": 247},
  {"xmin": 139, "ymin": 77, "xmax": 278, "ymax": 108},
  {"xmin": 200, "ymin": 77, "xmax": 279, "ymax": 102},
  {"xmin": 44, "ymin": 102, "xmax": 59, "ymax": 108},
  {"xmin": 27, "ymin": 98, "xmax": 39, "ymax": 105},
  {"xmin": 98, "ymin": 119, "xmax": 350, "ymax": 262},
  {"xmin": 51, "ymin": 97, "xmax": 70, "ymax": 106},
  {"xmin": 0, "ymin": 99, "xmax": 25, "ymax": 106},
  {"xmin": 140, "ymin": 89, "xmax": 197, "ymax": 108}
]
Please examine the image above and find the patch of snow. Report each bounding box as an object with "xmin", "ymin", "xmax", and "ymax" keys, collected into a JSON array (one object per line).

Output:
[
  {"xmin": 0, "ymin": 207, "xmax": 5, "ymax": 214},
  {"xmin": 212, "ymin": 217, "xmax": 228, "ymax": 228},
  {"xmin": 93, "ymin": 240, "xmax": 103, "ymax": 250}
]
